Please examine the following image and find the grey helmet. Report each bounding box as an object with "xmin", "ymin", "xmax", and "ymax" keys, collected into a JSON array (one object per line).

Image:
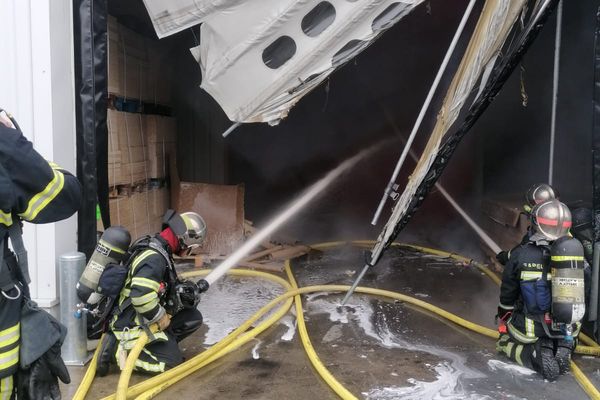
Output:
[
  {"xmin": 524, "ymin": 183, "xmax": 557, "ymax": 213},
  {"xmin": 531, "ymin": 200, "xmax": 571, "ymax": 241}
]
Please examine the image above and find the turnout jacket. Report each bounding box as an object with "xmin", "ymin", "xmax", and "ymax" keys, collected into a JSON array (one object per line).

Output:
[
  {"xmin": 0, "ymin": 115, "xmax": 81, "ymax": 380},
  {"xmin": 111, "ymin": 237, "xmax": 174, "ymax": 345},
  {"xmin": 0, "ymin": 122, "xmax": 81, "ymax": 232},
  {"xmin": 500, "ymin": 242, "xmax": 550, "ymax": 312},
  {"xmin": 500, "ymin": 241, "xmax": 581, "ymax": 343}
]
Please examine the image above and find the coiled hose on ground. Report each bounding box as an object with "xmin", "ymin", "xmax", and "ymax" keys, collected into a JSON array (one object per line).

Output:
[{"xmin": 74, "ymin": 241, "xmax": 600, "ymax": 400}]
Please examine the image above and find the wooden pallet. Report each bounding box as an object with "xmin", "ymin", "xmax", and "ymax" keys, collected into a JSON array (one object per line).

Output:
[{"xmin": 109, "ymin": 180, "xmax": 149, "ymax": 198}]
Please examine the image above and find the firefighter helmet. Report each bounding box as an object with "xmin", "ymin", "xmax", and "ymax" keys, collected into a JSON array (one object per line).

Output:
[
  {"xmin": 163, "ymin": 210, "xmax": 207, "ymax": 253},
  {"xmin": 524, "ymin": 183, "xmax": 557, "ymax": 213},
  {"xmin": 531, "ymin": 200, "xmax": 571, "ymax": 241}
]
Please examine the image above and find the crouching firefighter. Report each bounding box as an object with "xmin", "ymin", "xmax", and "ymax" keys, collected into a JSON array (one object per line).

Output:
[
  {"xmin": 0, "ymin": 109, "xmax": 82, "ymax": 398},
  {"xmin": 96, "ymin": 210, "xmax": 209, "ymax": 375},
  {"xmin": 496, "ymin": 200, "xmax": 586, "ymax": 381}
]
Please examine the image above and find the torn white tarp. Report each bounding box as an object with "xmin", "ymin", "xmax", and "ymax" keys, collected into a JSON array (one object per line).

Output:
[
  {"xmin": 196, "ymin": 0, "xmax": 424, "ymax": 124},
  {"xmin": 142, "ymin": 0, "xmax": 246, "ymax": 39},
  {"xmin": 373, "ymin": 0, "xmax": 527, "ymax": 258},
  {"xmin": 142, "ymin": 0, "xmax": 424, "ymax": 124}
]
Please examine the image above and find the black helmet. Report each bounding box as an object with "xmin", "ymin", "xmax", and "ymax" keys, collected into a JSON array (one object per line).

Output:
[
  {"xmin": 571, "ymin": 207, "xmax": 593, "ymax": 242},
  {"xmin": 524, "ymin": 183, "xmax": 557, "ymax": 213},
  {"xmin": 531, "ymin": 200, "xmax": 571, "ymax": 241}
]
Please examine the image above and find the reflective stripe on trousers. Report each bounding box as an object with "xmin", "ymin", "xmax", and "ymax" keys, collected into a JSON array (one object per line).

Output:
[{"xmin": 0, "ymin": 376, "xmax": 12, "ymax": 400}]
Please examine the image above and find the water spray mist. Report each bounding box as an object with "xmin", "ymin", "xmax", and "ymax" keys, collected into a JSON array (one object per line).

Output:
[{"xmin": 203, "ymin": 145, "xmax": 380, "ymax": 286}]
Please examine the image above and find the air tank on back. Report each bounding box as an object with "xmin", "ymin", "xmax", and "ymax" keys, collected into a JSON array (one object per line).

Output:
[
  {"xmin": 76, "ymin": 226, "xmax": 131, "ymax": 304},
  {"xmin": 550, "ymin": 236, "xmax": 586, "ymax": 324}
]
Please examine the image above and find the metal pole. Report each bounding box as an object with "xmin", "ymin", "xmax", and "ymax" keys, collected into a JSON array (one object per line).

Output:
[
  {"xmin": 371, "ymin": 0, "xmax": 477, "ymax": 226},
  {"xmin": 60, "ymin": 251, "xmax": 91, "ymax": 365},
  {"xmin": 222, "ymin": 122, "xmax": 241, "ymax": 138},
  {"xmin": 549, "ymin": 0, "xmax": 562, "ymax": 185}
]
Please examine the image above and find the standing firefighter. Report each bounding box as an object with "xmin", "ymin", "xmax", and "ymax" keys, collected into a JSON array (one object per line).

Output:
[
  {"xmin": 97, "ymin": 210, "xmax": 207, "ymax": 375},
  {"xmin": 0, "ymin": 109, "xmax": 82, "ymax": 398},
  {"xmin": 496, "ymin": 200, "xmax": 585, "ymax": 381},
  {"xmin": 496, "ymin": 183, "xmax": 557, "ymax": 265}
]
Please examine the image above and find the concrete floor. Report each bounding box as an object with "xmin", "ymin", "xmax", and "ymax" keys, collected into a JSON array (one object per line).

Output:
[{"xmin": 62, "ymin": 245, "xmax": 598, "ymax": 399}]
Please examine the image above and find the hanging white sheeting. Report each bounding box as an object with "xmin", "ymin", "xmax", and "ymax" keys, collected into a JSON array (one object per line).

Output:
[
  {"xmin": 143, "ymin": 0, "xmax": 424, "ymax": 124},
  {"xmin": 197, "ymin": 0, "xmax": 424, "ymax": 124},
  {"xmin": 142, "ymin": 0, "xmax": 247, "ymax": 39},
  {"xmin": 374, "ymin": 0, "xmax": 527, "ymax": 252}
]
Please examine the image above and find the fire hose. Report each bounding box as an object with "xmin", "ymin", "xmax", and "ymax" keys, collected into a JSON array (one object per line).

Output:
[{"xmin": 73, "ymin": 242, "xmax": 600, "ymax": 400}]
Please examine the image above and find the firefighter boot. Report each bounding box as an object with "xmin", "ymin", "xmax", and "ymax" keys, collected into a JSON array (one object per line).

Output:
[
  {"xmin": 533, "ymin": 338, "xmax": 559, "ymax": 381},
  {"xmin": 97, "ymin": 333, "xmax": 117, "ymax": 377},
  {"xmin": 555, "ymin": 339, "xmax": 574, "ymax": 375}
]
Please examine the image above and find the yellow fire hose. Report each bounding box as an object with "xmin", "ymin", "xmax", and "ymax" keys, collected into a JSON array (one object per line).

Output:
[
  {"xmin": 119, "ymin": 284, "xmax": 600, "ymax": 400},
  {"xmin": 75, "ymin": 242, "xmax": 600, "ymax": 399},
  {"xmin": 116, "ymin": 325, "xmax": 159, "ymax": 400},
  {"xmin": 99, "ymin": 269, "xmax": 294, "ymax": 400},
  {"xmin": 72, "ymin": 334, "xmax": 105, "ymax": 400}
]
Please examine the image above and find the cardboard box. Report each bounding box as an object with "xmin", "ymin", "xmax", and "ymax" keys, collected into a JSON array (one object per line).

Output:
[
  {"xmin": 143, "ymin": 115, "xmax": 177, "ymax": 179},
  {"xmin": 108, "ymin": 18, "xmax": 172, "ymax": 104},
  {"xmin": 108, "ymin": 16, "xmax": 123, "ymax": 95},
  {"xmin": 174, "ymin": 182, "xmax": 245, "ymax": 255}
]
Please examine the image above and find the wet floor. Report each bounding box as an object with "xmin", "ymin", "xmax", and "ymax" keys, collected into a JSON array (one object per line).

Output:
[{"xmin": 62, "ymin": 245, "xmax": 596, "ymax": 399}]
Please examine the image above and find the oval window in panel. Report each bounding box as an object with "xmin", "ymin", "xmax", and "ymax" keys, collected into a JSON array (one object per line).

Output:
[
  {"xmin": 301, "ymin": 2, "xmax": 336, "ymax": 37},
  {"xmin": 263, "ymin": 36, "xmax": 297, "ymax": 69}
]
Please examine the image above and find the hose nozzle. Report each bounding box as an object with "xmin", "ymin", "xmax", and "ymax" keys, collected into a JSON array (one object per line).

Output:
[{"xmin": 196, "ymin": 279, "xmax": 210, "ymax": 293}]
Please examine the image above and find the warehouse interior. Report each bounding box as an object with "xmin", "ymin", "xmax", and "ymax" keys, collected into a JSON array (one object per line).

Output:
[
  {"xmin": 103, "ymin": 0, "xmax": 595, "ymax": 257},
  {"xmin": 65, "ymin": 0, "xmax": 600, "ymax": 398}
]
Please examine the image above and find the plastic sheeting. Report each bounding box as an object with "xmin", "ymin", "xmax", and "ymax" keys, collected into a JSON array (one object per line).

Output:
[
  {"xmin": 143, "ymin": 0, "xmax": 424, "ymax": 124},
  {"xmin": 73, "ymin": 0, "xmax": 109, "ymax": 259},
  {"xmin": 370, "ymin": 0, "xmax": 560, "ymax": 264}
]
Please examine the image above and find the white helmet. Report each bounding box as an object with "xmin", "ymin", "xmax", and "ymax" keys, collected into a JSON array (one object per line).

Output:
[
  {"xmin": 163, "ymin": 210, "xmax": 207, "ymax": 253},
  {"xmin": 531, "ymin": 200, "xmax": 571, "ymax": 241},
  {"xmin": 524, "ymin": 183, "xmax": 557, "ymax": 213}
]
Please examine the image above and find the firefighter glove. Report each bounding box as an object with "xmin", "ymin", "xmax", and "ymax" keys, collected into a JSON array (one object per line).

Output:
[
  {"xmin": 18, "ymin": 341, "xmax": 70, "ymax": 399},
  {"xmin": 158, "ymin": 313, "xmax": 171, "ymax": 331},
  {"xmin": 495, "ymin": 251, "xmax": 509, "ymax": 265}
]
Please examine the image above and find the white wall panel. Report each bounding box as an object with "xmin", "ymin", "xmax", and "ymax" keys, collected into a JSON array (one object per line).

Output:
[{"xmin": 0, "ymin": 0, "xmax": 77, "ymax": 306}]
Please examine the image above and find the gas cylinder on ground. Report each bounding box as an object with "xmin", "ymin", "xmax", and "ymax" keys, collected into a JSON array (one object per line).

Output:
[
  {"xmin": 76, "ymin": 226, "xmax": 131, "ymax": 304},
  {"xmin": 550, "ymin": 236, "xmax": 586, "ymax": 324}
]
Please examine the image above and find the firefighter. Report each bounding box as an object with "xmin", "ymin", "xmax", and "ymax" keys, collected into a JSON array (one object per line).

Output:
[
  {"xmin": 496, "ymin": 183, "xmax": 557, "ymax": 265},
  {"xmin": 496, "ymin": 200, "xmax": 578, "ymax": 381},
  {"xmin": 0, "ymin": 109, "xmax": 82, "ymax": 398},
  {"xmin": 97, "ymin": 210, "xmax": 207, "ymax": 375}
]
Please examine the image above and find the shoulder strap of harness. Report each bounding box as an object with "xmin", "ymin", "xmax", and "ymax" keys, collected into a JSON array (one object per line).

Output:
[{"xmin": 0, "ymin": 219, "xmax": 30, "ymax": 295}]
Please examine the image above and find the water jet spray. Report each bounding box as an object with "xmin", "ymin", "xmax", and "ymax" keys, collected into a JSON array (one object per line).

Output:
[{"xmin": 203, "ymin": 145, "xmax": 380, "ymax": 287}]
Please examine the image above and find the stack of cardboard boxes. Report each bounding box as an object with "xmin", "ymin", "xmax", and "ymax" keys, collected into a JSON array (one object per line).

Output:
[
  {"xmin": 108, "ymin": 16, "xmax": 172, "ymax": 104},
  {"xmin": 104, "ymin": 17, "xmax": 176, "ymax": 238},
  {"xmin": 107, "ymin": 111, "xmax": 176, "ymax": 186}
]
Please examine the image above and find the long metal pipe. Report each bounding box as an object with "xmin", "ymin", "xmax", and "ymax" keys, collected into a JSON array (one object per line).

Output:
[
  {"xmin": 548, "ymin": 0, "xmax": 563, "ymax": 185},
  {"xmin": 371, "ymin": 0, "xmax": 477, "ymax": 226}
]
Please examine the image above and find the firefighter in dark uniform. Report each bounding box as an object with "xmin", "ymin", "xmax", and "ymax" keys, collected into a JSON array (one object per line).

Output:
[
  {"xmin": 496, "ymin": 183, "xmax": 557, "ymax": 265},
  {"xmin": 0, "ymin": 109, "xmax": 81, "ymax": 398},
  {"xmin": 98, "ymin": 210, "xmax": 206, "ymax": 375},
  {"xmin": 496, "ymin": 200, "xmax": 578, "ymax": 381}
]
